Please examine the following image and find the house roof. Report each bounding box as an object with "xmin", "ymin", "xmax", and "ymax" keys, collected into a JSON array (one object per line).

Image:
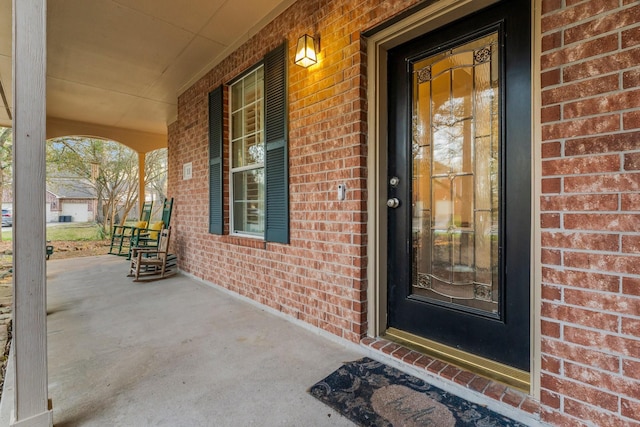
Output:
[
  {"xmin": 0, "ymin": 0, "xmax": 295, "ymax": 151},
  {"xmin": 1, "ymin": 179, "xmax": 97, "ymax": 202},
  {"xmin": 47, "ymin": 178, "xmax": 97, "ymax": 199}
]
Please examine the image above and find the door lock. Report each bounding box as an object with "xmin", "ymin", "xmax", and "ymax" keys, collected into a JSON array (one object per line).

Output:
[{"xmin": 387, "ymin": 198, "xmax": 400, "ymax": 208}]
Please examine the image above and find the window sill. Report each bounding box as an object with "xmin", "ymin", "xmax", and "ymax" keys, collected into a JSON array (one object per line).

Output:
[{"xmin": 221, "ymin": 235, "xmax": 266, "ymax": 250}]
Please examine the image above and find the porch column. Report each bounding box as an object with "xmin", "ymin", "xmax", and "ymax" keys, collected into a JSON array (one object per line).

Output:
[
  {"xmin": 11, "ymin": 0, "xmax": 53, "ymax": 426},
  {"xmin": 138, "ymin": 152, "xmax": 145, "ymax": 214}
]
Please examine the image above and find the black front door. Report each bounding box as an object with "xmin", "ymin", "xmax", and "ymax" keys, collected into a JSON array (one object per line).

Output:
[{"xmin": 387, "ymin": 0, "xmax": 531, "ymax": 371}]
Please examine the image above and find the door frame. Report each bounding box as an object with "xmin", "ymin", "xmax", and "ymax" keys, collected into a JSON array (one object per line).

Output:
[{"xmin": 364, "ymin": 0, "xmax": 543, "ymax": 397}]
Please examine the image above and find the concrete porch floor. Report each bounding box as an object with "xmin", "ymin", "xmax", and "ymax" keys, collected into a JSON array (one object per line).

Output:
[
  {"xmin": 2, "ymin": 255, "xmax": 361, "ymax": 426},
  {"xmin": 1, "ymin": 255, "xmax": 542, "ymax": 427}
]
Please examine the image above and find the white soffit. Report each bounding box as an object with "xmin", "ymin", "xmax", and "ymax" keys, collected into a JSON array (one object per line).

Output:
[
  {"xmin": 144, "ymin": 35, "xmax": 227, "ymax": 104},
  {"xmin": 1, "ymin": 0, "xmax": 294, "ymax": 141}
]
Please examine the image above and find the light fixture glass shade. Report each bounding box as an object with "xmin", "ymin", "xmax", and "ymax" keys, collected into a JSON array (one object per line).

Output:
[{"xmin": 295, "ymin": 34, "xmax": 317, "ymax": 68}]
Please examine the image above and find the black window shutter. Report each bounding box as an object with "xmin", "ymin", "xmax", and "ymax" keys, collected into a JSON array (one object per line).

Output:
[
  {"xmin": 264, "ymin": 43, "xmax": 289, "ymax": 244},
  {"xmin": 208, "ymin": 86, "xmax": 223, "ymax": 235}
]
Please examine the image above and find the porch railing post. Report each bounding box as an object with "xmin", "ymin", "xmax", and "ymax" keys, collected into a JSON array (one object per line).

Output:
[{"xmin": 11, "ymin": 0, "xmax": 53, "ymax": 425}]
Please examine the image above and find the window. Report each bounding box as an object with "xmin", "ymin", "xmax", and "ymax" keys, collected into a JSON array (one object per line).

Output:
[
  {"xmin": 230, "ymin": 67, "xmax": 265, "ymax": 236},
  {"xmin": 209, "ymin": 43, "xmax": 289, "ymax": 243}
]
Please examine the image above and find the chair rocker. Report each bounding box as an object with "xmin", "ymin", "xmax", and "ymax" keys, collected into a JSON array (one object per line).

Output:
[
  {"xmin": 128, "ymin": 227, "xmax": 174, "ymax": 281},
  {"xmin": 128, "ymin": 198, "xmax": 174, "ymax": 259},
  {"xmin": 109, "ymin": 201, "xmax": 153, "ymax": 256}
]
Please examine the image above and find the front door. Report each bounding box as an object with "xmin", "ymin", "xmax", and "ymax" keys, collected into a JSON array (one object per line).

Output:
[{"xmin": 387, "ymin": 0, "xmax": 531, "ymax": 371}]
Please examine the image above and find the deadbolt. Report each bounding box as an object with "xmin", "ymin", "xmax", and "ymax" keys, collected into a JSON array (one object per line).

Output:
[{"xmin": 389, "ymin": 176, "xmax": 400, "ymax": 187}]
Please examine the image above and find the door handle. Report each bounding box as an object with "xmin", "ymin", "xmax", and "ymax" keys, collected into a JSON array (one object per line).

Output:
[{"xmin": 387, "ymin": 198, "xmax": 400, "ymax": 208}]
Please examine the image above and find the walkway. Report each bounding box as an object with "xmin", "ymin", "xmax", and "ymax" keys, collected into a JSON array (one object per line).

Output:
[{"xmin": 3, "ymin": 255, "xmax": 360, "ymax": 426}]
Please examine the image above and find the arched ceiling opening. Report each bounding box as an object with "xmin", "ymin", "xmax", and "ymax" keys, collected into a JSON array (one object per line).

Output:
[{"xmin": 47, "ymin": 117, "xmax": 166, "ymax": 154}]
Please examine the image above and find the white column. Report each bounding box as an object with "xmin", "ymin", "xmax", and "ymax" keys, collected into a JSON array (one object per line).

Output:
[
  {"xmin": 11, "ymin": 0, "xmax": 53, "ymax": 426},
  {"xmin": 138, "ymin": 152, "xmax": 146, "ymax": 213}
]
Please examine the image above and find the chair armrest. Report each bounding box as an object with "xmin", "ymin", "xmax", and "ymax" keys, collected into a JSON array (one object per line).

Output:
[
  {"xmin": 131, "ymin": 227, "xmax": 162, "ymax": 246},
  {"xmin": 133, "ymin": 247, "xmax": 159, "ymax": 253},
  {"xmin": 113, "ymin": 225, "xmax": 137, "ymax": 236},
  {"xmin": 131, "ymin": 226, "xmax": 159, "ymax": 237},
  {"xmin": 132, "ymin": 248, "xmax": 168, "ymax": 260}
]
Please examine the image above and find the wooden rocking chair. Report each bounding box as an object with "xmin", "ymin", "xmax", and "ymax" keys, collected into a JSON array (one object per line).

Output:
[
  {"xmin": 109, "ymin": 201, "xmax": 153, "ymax": 256},
  {"xmin": 128, "ymin": 227, "xmax": 174, "ymax": 281},
  {"xmin": 128, "ymin": 198, "xmax": 173, "ymax": 259}
]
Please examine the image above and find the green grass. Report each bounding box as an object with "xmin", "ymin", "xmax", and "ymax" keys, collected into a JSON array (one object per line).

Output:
[{"xmin": 1, "ymin": 223, "xmax": 106, "ymax": 242}]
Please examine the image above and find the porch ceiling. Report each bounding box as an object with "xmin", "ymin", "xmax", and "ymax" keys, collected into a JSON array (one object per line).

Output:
[{"xmin": 0, "ymin": 0, "xmax": 294, "ymax": 151}]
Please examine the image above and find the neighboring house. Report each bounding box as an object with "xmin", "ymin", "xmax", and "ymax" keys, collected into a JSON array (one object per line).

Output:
[
  {"xmin": 2, "ymin": 188, "xmax": 62, "ymax": 223},
  {"xmin": 7, "ymin": 177, "xmax": 159, "ymax": 225},
  {"xmin": 165, "ymin": 1, "xmax": 640, "ymax": 426},
  {"xmin": 47, "ymin": 178, "xmax": 97, "ymax": 222},
  {"xmin": 45, "ymin": 190, "xmax": 59, "ymax": 223}
]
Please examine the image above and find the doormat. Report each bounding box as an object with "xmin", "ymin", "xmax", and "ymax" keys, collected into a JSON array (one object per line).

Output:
[{"xmin": 309, "ymin": 357, "xmax": 528, "ymax": 427}]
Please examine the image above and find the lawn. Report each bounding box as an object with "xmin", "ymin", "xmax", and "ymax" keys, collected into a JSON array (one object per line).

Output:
[
  {"xmin": 1, "ymin": 222, "xmax": 106, "ymax": 242},
  {"xmin": 0, "ymin": 223, "xmax": 111, "ymax": 259}
]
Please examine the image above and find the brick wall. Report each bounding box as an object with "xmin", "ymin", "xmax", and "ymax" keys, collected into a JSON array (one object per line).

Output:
[
  {"xmin": 167, "ymin": 0, "xmax": 420, "ymax": 343},
  {"xmin": 540, "ymin": 0, "xmax": 640, "ymax": 425},
  {"xmin": 168, "ymin": 0, "xmax": 640, "ymax": 425}
]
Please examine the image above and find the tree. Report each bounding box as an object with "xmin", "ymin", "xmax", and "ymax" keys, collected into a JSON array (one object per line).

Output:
[
  {"xmin": 47, "ymin": 138, "xmax": 167, "ymax": 235},
  {"xmin": 0, "ymin": 128, "xmax": 12, "ymax": 242},
  {"xmin": 144, "ymin": 148, "xmax": 168, "ymax": 217}
]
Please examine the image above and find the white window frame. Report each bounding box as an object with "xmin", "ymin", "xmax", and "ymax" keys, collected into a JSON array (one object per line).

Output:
[{"xmin": 229, "ymin": 65, "xmax": 265, "ymax": 237}]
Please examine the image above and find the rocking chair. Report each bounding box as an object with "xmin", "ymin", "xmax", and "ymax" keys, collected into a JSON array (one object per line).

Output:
[
  {"xmin": 128, "ymin": 198, "xmax": 173, "ymax": 258},
  {"xmin": 128, "ymin": 227, "xmax": 174, "ymax": 281},
  {"xmin": 109, "ymin": 201, "xmax": 153, "ymax": 256}
]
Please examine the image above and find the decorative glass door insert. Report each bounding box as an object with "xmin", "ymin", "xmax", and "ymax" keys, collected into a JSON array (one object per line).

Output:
[{"xmin": 411, "ymin": 32, "xmax": 500, "ymax": 316}]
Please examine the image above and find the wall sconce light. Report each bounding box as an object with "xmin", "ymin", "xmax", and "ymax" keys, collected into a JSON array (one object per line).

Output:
[{"xmin": 295, "ymin": 34, "xmax": 318, "ymax": 68}]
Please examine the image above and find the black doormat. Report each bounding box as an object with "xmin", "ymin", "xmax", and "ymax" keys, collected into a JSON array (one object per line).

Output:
[{"xmin": 309, "ymin": 357, "xmax": 529, "ymax": 427}]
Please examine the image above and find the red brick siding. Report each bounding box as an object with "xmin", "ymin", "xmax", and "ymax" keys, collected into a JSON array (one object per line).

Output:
[
  {"xmin": 167, "ymin": 0, "xmax": 640, "ymax": 425},
  {"xmin": 540, "ymin": 0, "xmax": 640, "ymax": 425},
  {"xmin": 167, "ymin": 0, "xmax": 420, "ymax": 344}
]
